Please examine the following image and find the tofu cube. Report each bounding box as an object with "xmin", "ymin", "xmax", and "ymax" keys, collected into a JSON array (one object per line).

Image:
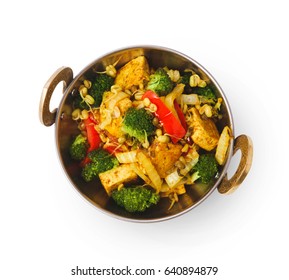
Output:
[
  {"xmin": 191, "ymin": 108, "xmax": 220, "ymax": 151},
  {"xmin": 99, "ymin": 164, "xmax": 138, "ymax": 195},
  {"xmin": 115, "ymin": 56, "xmax": 150, "ymax": 90}
]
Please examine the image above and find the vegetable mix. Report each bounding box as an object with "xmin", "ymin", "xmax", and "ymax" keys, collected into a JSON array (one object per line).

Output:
[{"xmin": 69, "ymin": 55, "xmax": 232, "ymax": 212}]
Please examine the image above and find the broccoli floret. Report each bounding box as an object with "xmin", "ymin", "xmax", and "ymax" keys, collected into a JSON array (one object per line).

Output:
[
  {"xmin": 89, "ymin": 73, "xmax": 114, "ymax": 107},
  {"xmin": 147, "ymin": 67, "xmax": 174, "ymax": 96},
  {"xmin": 122, "ymin": 107, "xmax": 155, "ymax": 143},
  {"xmin": 180, "ymin": 71, "xmax": 191, "ymax": 85},
  {"xmin": 72, "ymin": 94, "xmax": 90, "ymax": 110},
  {"xmin": 69, "ymin": 134, "xmax": 88, "ymax": 161},
  {"xmin": 179, "ymin": 72, "xmax": 217, "ymax": 98},
  {"xmin": 191, "ymin": 154, "xmax": 218, "ymax": 184},
  {"xmin": 179, "ymin": 71, "xmax": 193, "ymax": 93},
  {"xmin": 196, "ymin": 86, "xmax": 216, "ymax": 100},
  {"xmin": 81, "ymin": 149, "xmax": 119, "ymax": 182},
  {"xmin": 111, "ymin": 186, "xmax": 160, "ymax": 212}
]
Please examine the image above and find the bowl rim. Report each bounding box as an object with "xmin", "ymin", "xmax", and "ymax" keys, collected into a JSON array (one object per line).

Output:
[{"xmin": 54, "ymin": 45, "xmax": 235, "ymax": 222}]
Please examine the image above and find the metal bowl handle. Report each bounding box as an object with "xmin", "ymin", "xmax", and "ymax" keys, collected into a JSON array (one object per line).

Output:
[
  {"xmin": 218, "ymin": 134, "xmax": 253, "ymax": 194},
  {"xmin": 39, "ymin": 67, "xmax": 73, "ymax": 126}
]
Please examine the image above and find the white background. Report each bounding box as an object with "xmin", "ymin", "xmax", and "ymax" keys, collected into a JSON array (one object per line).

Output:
[{"xmin": 1, "ymin": 0, "xmax": 288, "ymax": 279}]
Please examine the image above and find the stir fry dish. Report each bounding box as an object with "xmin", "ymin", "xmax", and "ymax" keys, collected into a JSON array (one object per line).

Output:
[{"xmin": 69, "ymin": 56, "xmax": 232, "ymax": 212}]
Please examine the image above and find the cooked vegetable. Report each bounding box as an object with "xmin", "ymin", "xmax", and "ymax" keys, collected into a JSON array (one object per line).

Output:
[
  {"xmin": 111, "ymin": 186, "xmax": 160, "ymax": 213},
  {"xmin": 174, "ymin": 100, "xmax": 187, "ymax": 130},
  {"xmin": 165, "ymin": 148, "xmax": 199, "ymax": 187},
  {"xmin": 129, "ymin": 163, "xmax": 151, "ymax": 185},
  {"xmin": 182, "ymin": 94, "xmax": 200, "ymax": 105},
  {"xmin": 89, "ymin": 73, "xmax": 114, "ymax": 107},
  {"xmin": 69, "ymin": 55, "xmax": 228, "ymax": 213},
  {"xmin": 115, "ymin": 151, "xmax": 137, "ymax": 163},
  {"xmin": 83, "ymin": 114, "xmax": 101, "ymax": 153},
  {"xmin": 122, "ymin": 107, "xmax": 155, "ymax": 144},
  {"xmin": 196, "ymin": 85, "xmax": 216, "ymax": 100},
  {"xmin": 72, "ymin": 94, "xmax": 90, "ymax": 110},
  {"xmin": 69, "ymin": 134, "xmax": 88, "ymax": 161},
  {"xmin": 179, "ymin": 71, "xmax": 192, "ymax": 92},
  {"xmin": 189, "ymin": 74, "xmax": 206, "ymax": 87},
  {"xmin": 190, "ymin": 154, "xmax": 218, "ymax": 184},
  {"xmin": 147, "ymin": 67, "xmax": 174, "ymax": 96},
  {"xmin": 142, "ymin": 90, "xmax": 186, "ymax": 144},
  {"xmin": 137, "ymin": 151, "xmax": 163, "ymax": 192},
  {"xmin": 81, "ymin": 149, "xmax": 118, "ymax": 182},
  {"xmin": 99, "ymin": 90, "xmax": 129, "ymax": 134},
  {"xmin": 164, "ymin": 83, "xmax": 185, "ymax": 119},
  {"xmin": 215, "ymin": 126, "xmax": 231, "ymax": 165},
  {"xmin": 160, "ymin": 184, "xmax": 186, "ymax": 210}
]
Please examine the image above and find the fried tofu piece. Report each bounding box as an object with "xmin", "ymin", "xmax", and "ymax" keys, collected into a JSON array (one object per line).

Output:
[
  {"xmin": 99, "ymin": 164, "xmax": 138, "ymax": 195},
  {"xmin": 115, "ymin": 56, "xmax": 150, "ymax": 90},
  {"xmin": 191, "ymin": 108, "xmax": 220, "ymax": 151},
  {"xmin": 148, "ymin": 140, "xmax": 183, "ymax": 178}
]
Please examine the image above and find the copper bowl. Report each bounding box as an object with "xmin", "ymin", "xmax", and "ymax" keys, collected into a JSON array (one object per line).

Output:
[{"xmin": 39, "ymin": 46, "xmax": 253, "ymax": 222}]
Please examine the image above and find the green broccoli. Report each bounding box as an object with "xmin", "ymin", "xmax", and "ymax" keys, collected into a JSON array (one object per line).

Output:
[
  {"xmin": 179, "ymin": 71, "xmax": 193, "ymax": 93},
  {"xmin": 147, "ymin": 67, "xmax": 174, "ymax": 96},
  {"xmin": 72, "ymin": 94, "xmax": 90, "ymax": 110},
  {"xmin": 69, "ymin": 134, "xmax": 88, "ymax": 161},
  {"xmin": 122, "ymin": 107, "xmax": 155, "ymax": 144},
  {"xmin": 111, "ymin": 186, "xmax": 160, "ymax": 213},
  {"xmin": 195, "ymin": 86, "xmax": 217, "ymax": 100},
  {"xmin": 81, "ymin": 149, "xmax": 119, "ymax": 182},
  {"xmin": 191, "ymin": 154, "xmax": 218, "ymax": 184},
  {"xmin": 89, "ymin": 73, "xmax": 115, "ymax": 107}
]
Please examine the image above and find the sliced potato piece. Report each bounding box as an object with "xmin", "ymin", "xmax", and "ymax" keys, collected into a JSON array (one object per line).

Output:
[
  {"xmin": 165, "ymin": 147, "xmax": 199, "ymax": 187},
  {"xmin": 164, "ymin": 83, "xmax": 185, "ymax": 119},
  {"xmin": 160, "ymin": 184, "xmax": 186, "ymax": 197},
  {"xmin": 215, "ymin": 126, "xmax": 232, "ymax": 165},
  {"xmin": 115, "ymin": 150, "xmax": 137, "ymax": 163},
  {"xmin": 136, "ymin": 151, "xmax": 162, "ymax": 193},
  {"xmin": 129, "ymin": 163, "xmax": 151, "ymax": 185}
]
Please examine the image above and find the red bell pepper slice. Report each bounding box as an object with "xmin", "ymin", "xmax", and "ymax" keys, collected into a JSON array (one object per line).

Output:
[
  {"xmin": 174, "ymin": 100, "xmax": 187, "ymax": 131},
  {"xmin": 80, "ymin": 114, "xmax": 101, "ymax": 166},
  {"xmin": 142, "ymin": 90, "xmax": 186, "ymax": 143},
  {"xmin": 103, "ymin": 142, "xmax": 123, "ymax": 154},
  {"xmin": 83, "ymin": 114, "xmax": 101, "ymax": 152}
]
